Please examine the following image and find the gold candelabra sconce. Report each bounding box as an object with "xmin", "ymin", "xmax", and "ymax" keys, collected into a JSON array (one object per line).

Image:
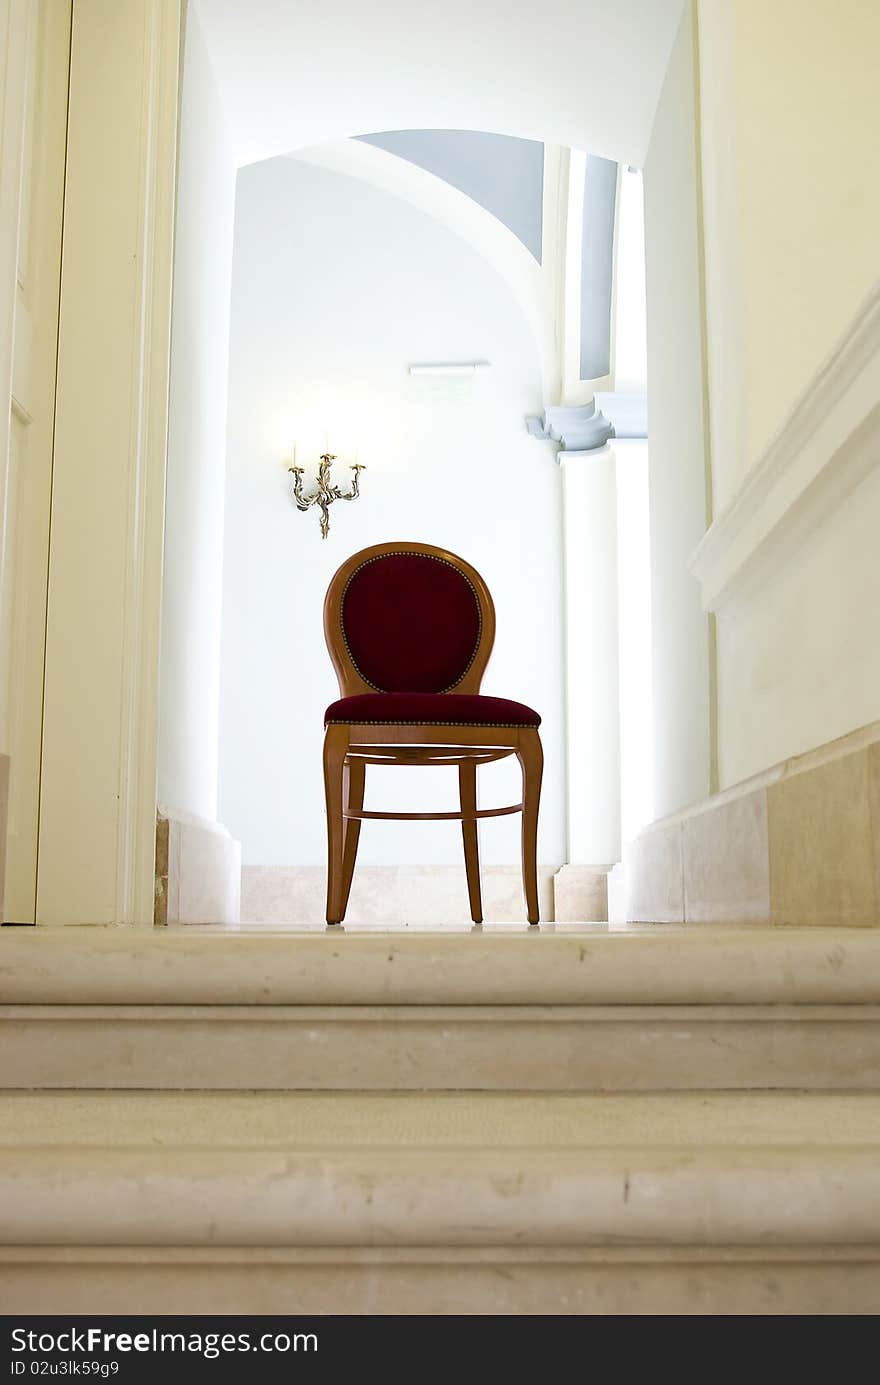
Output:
[{"xmin": 288, "ymin": 452, "xmax": 366, "ymax": 539}]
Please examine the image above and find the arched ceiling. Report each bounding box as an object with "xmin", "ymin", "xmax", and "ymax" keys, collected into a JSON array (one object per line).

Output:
[
  {"xmin": 195, "ymin": 0, "xmax": 686, "ymax": 168},
  {"xmin": 357, "ymin": 131, "xmax": 545, "ymax": 262},
  {"xmin": 290, "ymin": 136, "xmax": 558, "ymax": 394}
]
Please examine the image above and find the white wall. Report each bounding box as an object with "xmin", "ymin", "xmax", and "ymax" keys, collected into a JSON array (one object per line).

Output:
[
  {"xmin": 292, "ymin": 137, "xmax": 564, "ymax": 404},
  {"xmin": 158, "ymin": 7, "xmax": 236, "ymax": 822},
  {"xmin": 642, "ymin": 1, "xmax": 713, "ymax": 818},
  {"xmin": 219, "ymin": 156, "xmax": 566, "ymax": 868}
]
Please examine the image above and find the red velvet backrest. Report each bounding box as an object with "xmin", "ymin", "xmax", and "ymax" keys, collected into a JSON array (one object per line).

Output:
[{"xmin": 324, "ymin": 544, "xmax": 495, "ymax": 696}]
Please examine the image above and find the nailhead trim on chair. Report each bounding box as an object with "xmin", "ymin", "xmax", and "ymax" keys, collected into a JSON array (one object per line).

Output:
[
  {"xmin": 339, "ymin": 551, "xmax": 483, "ymax": 693},
  {"xmin": 325, "ymin": 719, "xmax": 536, "ymax": 728}
]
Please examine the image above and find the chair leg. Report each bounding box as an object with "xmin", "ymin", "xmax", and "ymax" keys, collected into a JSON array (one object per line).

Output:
[
  {"xmin": 341, "ymin": 757, "xmax": 365, "ymax": 917},
  {"xmin": 459, "ymin": 759, "xmax": 483, "ymax": 925},
  {"xmin": 323, "ymin": 725, "xmax": 349, "ymax": 924},
  {"xmin": 516, "ymin": 730, "xmax": 543, "ymax": 925}
]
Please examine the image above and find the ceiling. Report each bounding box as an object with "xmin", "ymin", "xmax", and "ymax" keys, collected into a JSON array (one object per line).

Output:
[{"xmin": 195, "ymin": 0, "xmax": 686, "ymax": 168}]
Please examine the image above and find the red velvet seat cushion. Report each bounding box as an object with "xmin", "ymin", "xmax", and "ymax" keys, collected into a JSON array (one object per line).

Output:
[
  {"xmin": 341, "ymin": 553, "xmax": 481, "ymax": 692},
  {"xmin": 325, "ymin": 692, "xmax": 541, "ymax": 727}
]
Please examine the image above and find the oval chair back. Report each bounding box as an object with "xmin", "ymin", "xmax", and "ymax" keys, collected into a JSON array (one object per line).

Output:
[{"xmin": 323, "ymin": 542, "xmax": 496, "ymax": 696}]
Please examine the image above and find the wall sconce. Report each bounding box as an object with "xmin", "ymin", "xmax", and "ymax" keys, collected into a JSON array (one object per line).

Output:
[
  {"xmin": 408, "ymin": 361, "xmax": 492, "ymax": 376},
  {"xmin": 288, "ymin": 451, "xmax": 366, "ymax": 539}
]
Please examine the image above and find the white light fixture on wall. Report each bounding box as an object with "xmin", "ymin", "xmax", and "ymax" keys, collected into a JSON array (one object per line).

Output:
[{"xmin": 408, "ymin": 361, "xmax": 492, "ymax": 376}]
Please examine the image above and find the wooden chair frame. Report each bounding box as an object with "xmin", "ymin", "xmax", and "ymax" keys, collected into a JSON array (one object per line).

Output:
[{"xmin": 322, "ymin": 542, "xmax": 544, "ymax": 926}]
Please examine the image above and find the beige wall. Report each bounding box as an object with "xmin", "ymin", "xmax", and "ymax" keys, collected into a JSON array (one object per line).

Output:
[
  {"xmin": 714, "ymin": 448, "xmax": 880, "ymax": 787},
  {"xmin": 690, "ymin": 0, "xmax": 880, "ymax": 791},
  {"xmin": 699, "ymin": 0, "xmax": 880, "ymax": 508}
]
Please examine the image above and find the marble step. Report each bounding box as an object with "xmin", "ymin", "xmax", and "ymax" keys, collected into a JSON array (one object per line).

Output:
[
  {"xmin": 4, "ymin": 1000, "xmax": 880, "ymax": 1091},
  {"xmin": 4, "ymin": 923, "xmax": 880, "ymax": 1004},
  {"xmin": 2, "ymin": 1089, "xmax": 880, "ymax": 1314},
  {"xmin": 3, "ymin": 925, "xmax": 880, "ymax": 1090}
]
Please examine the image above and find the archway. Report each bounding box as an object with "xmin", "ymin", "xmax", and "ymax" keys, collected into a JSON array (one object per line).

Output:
[
  {"xmin": 156, "ymin": 4, "xmax": 659, "ymax": 925},
  {"xmin": 21, "ymin": 0, "xmax": 711, "ymax": 926}
]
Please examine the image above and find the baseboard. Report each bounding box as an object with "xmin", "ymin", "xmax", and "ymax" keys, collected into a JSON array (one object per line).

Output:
[
  {"xmin": 241, "ymin": 864, "xmax": 558, "ymax": 926},
  {"xmin": 155, "ymin": 810, "xmax": 241, "ymax": 925},
  {"xmin": 240, "ymin": 864, "xmax": 613, "ymax": 926},
  {"xmin": 625, "ymin": 717, "xmax": 880, "ymax": 926},
  {"xmin": 552, "ymin": 865, "xmax": 610, "ymax": 921}
]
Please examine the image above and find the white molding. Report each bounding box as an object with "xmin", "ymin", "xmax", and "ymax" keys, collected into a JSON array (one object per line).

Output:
[
  {"xmin": 115, "ymin": 0, "xmax": 182, "ymax": 925},
  {"xmin": 690, "ymin": 280, "xmax": 880, "ymax": 611}
]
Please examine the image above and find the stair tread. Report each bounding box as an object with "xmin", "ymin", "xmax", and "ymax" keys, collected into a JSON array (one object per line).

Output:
[{"xmin": 4, "ymin": 924, "xmax": 880, "ymax": 1004}]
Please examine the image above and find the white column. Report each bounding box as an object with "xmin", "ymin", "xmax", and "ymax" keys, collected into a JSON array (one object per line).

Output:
[
  {"xmin": 643, "ymin": 0, "xmax": 713, "ymax": 820},
  {"xmin": 155, "ymin": 9, "xmax": 240, "ymax": 925},
  {"xmin": 157, "ymin": 9, "xmax": 236, "ymax": 825},
  {"xmin": 560, "ymin": 447, "xmax": 621, "ymax": 867},
  {"xmin": 614, "ymin": 439, "xmax": 654, "ymax": 846}
]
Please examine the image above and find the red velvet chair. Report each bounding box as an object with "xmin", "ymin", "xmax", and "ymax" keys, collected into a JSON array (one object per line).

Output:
[{"xmin": 323, "ymin": 541, "xmax": 543, "ymax": 925}]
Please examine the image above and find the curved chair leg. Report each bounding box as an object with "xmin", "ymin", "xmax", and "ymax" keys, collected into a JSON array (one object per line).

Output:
[
  {"xmin": 341, "ymin": 757, "xmax": 365, "ymax": 917},
  {"xmin": 323, "ymin": 725, "xmax": 349, "ymax": 924},
  {"xmin": 458, "ymin": 759, "xmax": 483, "ymax": 924},
  {"xmin": 516, "ymin": 729, "xmax": 543, "ymax": 925}
]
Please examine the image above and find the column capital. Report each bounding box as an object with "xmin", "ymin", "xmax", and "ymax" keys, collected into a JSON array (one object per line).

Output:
[{"xmin": 526, "ymin": 400, "xmax": 613, "ymax": 453}]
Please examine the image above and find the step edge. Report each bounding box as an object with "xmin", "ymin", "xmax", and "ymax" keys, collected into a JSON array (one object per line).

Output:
[{"xmin": 2, "ymin": 1146, "xmax": 880, "ymax": 1248}]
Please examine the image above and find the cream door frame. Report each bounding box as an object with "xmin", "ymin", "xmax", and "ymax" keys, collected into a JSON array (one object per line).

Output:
[
  {"xmin": 36, "ymin": 0, "xmax": 182, "ymax": 924},
  {"xmin": 0, "ymin": 2, "xmax": 30, "ymax": 553},
  {"xmin": 0, "ymin": 0, "xmax": 34, "ymax": 919},
  {"xmin": 0, "ymin": 0, "xmax": 71, "ymax": 921}
]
